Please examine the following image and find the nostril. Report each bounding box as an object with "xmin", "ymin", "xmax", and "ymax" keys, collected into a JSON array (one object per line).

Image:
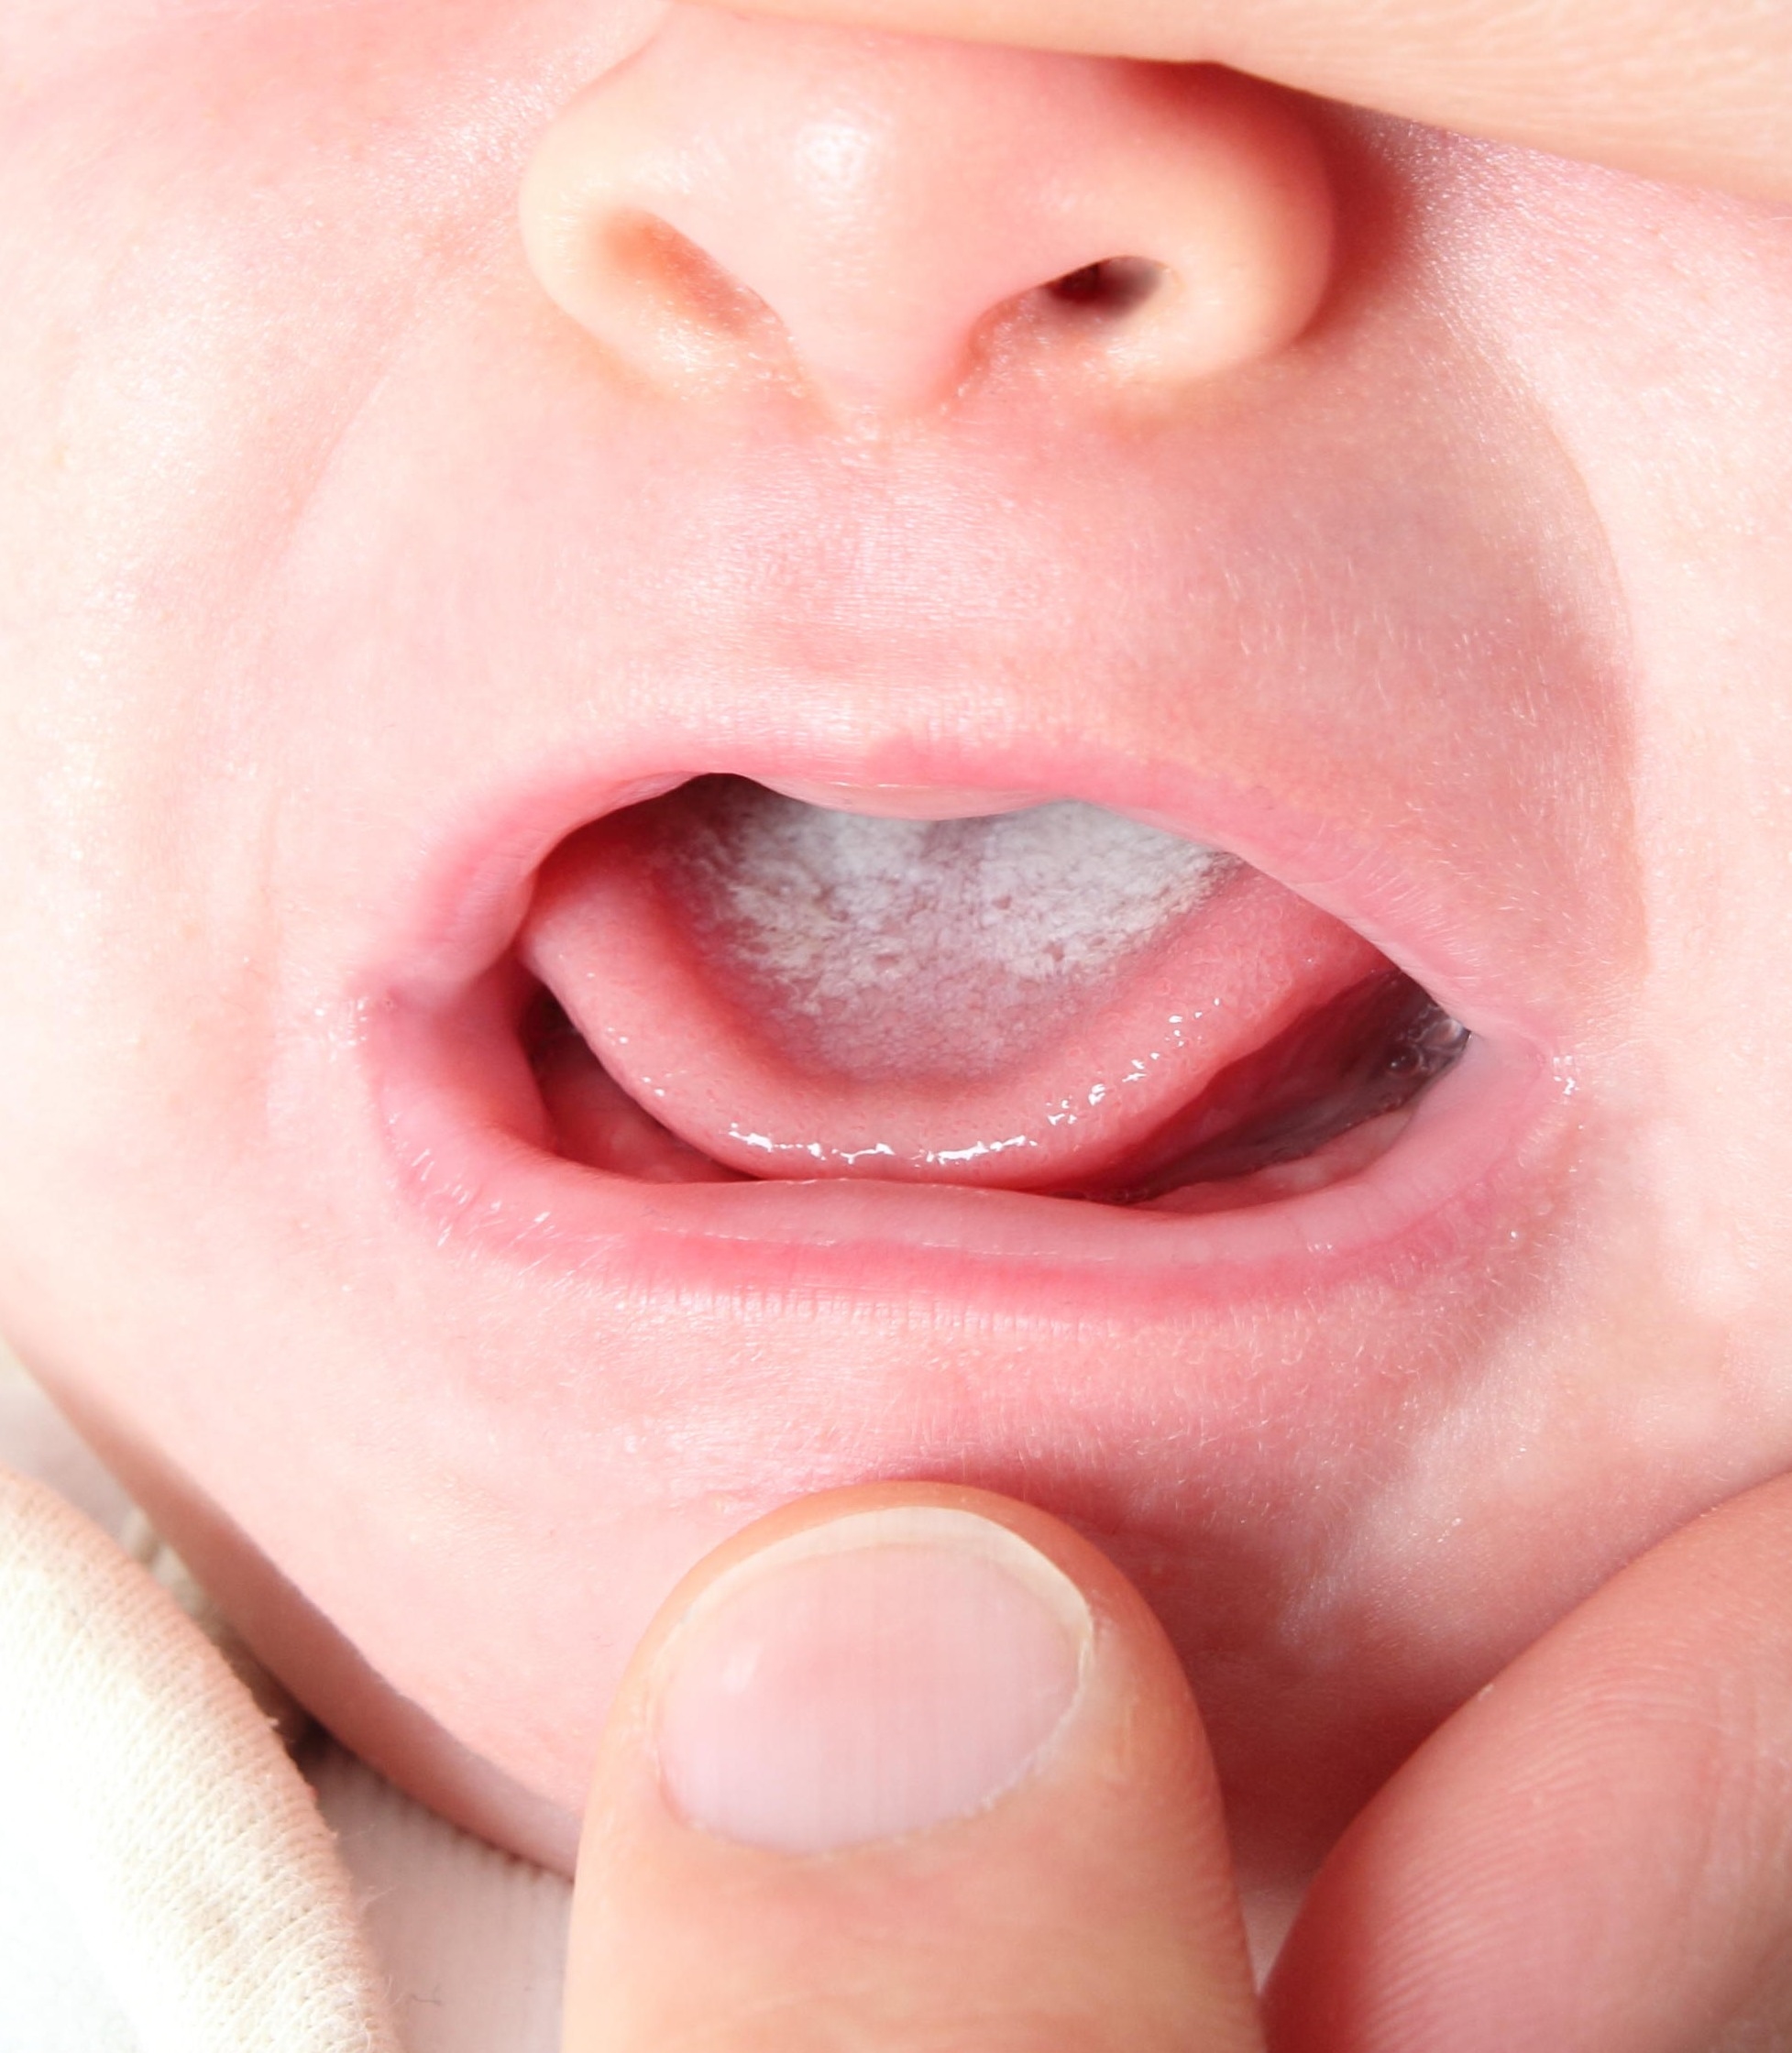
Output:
[
  {"xmin": 608, "ymin": 215, "xmax": 771, "ymax": 340},
  {"xmin": 588, "ymin": 213, "xmax": 799, "ymax": 391},
  {"xmin": 1045, "ymin": 258, "xmax": 1165, "ymax": 320},
  {"xmin": 520, "ymin": 11, "xmax": 1337, "ymax": 412}
]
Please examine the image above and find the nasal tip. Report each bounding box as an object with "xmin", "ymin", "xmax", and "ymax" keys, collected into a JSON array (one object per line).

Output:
[{"xmin": 520, "ymin": 7, "xmax": 1336, "ymax": 418}]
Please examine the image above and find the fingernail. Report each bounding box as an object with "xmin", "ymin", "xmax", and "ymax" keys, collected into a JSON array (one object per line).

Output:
[{"xmin": 655, "ymin": 1505, "xmax": 1091, "ymax": 1855}]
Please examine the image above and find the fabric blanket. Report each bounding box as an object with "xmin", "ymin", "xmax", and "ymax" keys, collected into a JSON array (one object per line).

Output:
[{"xmin": 0, "ymin": 1354, "xmax": 568, "ymax": 2052}]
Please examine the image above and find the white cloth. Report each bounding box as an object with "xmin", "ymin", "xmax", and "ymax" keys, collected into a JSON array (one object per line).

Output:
[
  {"xmin": 0, "ymin": 1355, "xmax": 569, "ymax": 2050},
  {"xmin": 308, "ymin": 1753, "xmax": 568, "ymax": 2053},
  {"xmin": 0, "ymin": 1462, "xmax": 401, "ymax": 2051}
]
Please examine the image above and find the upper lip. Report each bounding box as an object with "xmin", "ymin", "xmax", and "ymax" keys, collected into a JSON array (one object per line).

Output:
[
  {"xmin": 339, "ymin": 436, "xmax": 1627, "ymax": 1071},
  {"xmin": 366, "ymin": 732, "xmax": 1571, "ymax": 1049}
]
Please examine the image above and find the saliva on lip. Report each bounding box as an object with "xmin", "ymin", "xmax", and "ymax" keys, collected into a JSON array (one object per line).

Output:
[{"xmin": 519, "ymin": 777, "xmax": 1471, "ymax": 1204}]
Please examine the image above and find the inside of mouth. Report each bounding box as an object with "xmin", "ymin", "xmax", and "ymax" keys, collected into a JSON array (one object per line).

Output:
[{"xmin": 512, "ymin": 776, "xmax": 1468, "ymax": 1212}]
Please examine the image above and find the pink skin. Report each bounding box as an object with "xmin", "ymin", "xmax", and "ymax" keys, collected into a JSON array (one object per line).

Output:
[{"xmin": 1, "ymin": 0, "xmax": 1791, "ymax": 1943}]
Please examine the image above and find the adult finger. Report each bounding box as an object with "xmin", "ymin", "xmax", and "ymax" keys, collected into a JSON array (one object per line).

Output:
[
  {"xmin": 1266, "ymin": 1472, "xmax": 1792, "ymax": 2050},
  {"xmin": 710, "ymin": 0, "xmax": 1792, "ymax": 199},
  {"xmin": 564, "ymin": 1483, "xmax": 1263, "ymax": 2053}
]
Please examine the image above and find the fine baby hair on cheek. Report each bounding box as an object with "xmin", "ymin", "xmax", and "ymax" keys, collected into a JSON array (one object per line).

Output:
[{"xmin": 3, "ymin": 0, "xmax": 1792, "ymax": 1927}]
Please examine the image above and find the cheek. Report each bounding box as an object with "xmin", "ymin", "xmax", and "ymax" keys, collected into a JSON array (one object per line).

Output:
[
  {"xmin": 1447, "ymin": 153, "xmax": 1792, "ymax": 1394},
  {"xmin": 0, "ymin": 1, "xmax": 644, "ymax": 1187}
]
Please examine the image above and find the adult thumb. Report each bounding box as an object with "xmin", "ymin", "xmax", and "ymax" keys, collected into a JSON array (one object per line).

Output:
[{"xmin": 563, "ymin": 1483, "xmax": 1262, "ymax": 2052}]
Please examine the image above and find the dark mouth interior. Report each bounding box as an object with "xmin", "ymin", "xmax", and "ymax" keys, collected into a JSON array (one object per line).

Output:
[
  {"xmin": 1062, "ymin": 973, "xmax": 1466, "ymax": 1205},
  {"xmin": 510, "ymin": 777, "xmax": 1468, "ymax": 1213}
]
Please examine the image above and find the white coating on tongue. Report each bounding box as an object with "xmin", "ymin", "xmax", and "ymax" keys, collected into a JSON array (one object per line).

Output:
[{"xmin": 662, "ymin": 786, "xmax": 1233, "ymax": 1082}]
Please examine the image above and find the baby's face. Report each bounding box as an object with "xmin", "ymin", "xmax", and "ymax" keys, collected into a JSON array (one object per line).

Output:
[{"xmin": 5, "ymin": 0, "xmax": 1791, "ymax": 1905}]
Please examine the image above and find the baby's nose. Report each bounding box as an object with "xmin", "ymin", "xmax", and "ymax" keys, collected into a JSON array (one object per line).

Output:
[{"xmin": 519, "ymin": 6, "xmax": 1336, "ymax": 417}]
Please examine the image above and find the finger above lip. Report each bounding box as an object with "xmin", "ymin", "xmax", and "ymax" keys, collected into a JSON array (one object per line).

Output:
[{"xmin": 704, "ymin": 0, "xmax": 1792, "ymax": 198}]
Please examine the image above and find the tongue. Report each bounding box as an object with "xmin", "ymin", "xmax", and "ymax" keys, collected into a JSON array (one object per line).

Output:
[{"xmin": 521, "ymin": 777, "xmax": 1387, "ymax": 1190}]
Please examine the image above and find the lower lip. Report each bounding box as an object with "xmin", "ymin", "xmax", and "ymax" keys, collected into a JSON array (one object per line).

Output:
[{"xmin": 371, "ymin": 985, "xmax": 1556, "ymax": 1321}]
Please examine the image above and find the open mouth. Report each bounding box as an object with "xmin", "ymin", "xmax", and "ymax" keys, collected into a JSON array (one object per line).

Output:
[
  {"xmin": 371, "ymin": 761, "xmax": 1539, "ymax": 1294},
  {"xmin": 520, "ymin": 774, "xmax": 1468, "ymax": 1213}
]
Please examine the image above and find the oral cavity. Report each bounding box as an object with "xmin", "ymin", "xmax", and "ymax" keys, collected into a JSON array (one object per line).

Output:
[{"xmin": 518, "ymin": 776, "xmax": 1466, "ymax": 1204}]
